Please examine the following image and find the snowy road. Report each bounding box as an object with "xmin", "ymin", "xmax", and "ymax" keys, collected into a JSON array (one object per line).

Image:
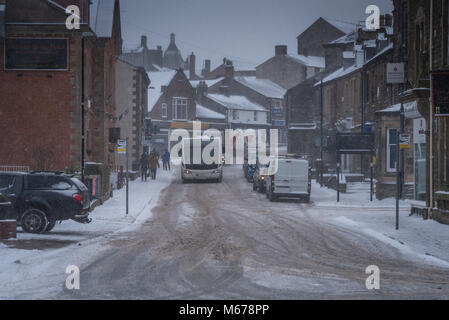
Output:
[{"xmin": 59, "ymin": 165, "xmax": 449, "ymax": 300}]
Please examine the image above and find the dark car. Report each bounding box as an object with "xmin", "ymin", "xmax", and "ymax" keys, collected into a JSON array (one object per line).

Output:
[
  {"xmin": 0, "ymin": 172, "xmax": 91, "ymax": 234},
  {"xmin": 0, "ymin": 193, "xmax": 14, "ymax": 220},
  {"xmin": 252, "ymin": 161, "xmax": 268, "ymax": 193}
]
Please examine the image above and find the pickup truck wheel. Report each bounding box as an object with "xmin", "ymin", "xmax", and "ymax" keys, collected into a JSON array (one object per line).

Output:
[
  {"xmin": 21, "ymin": 208, "xmax": 48, "ymax": 234},
  {"xmin": 269, "ymin": 191, "xmax": 276, "ymax": 202}
]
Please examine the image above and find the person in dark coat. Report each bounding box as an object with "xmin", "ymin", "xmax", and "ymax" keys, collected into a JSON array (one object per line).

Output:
[
  {"xmin": 149, "ymin": 150, "xmax": 160, "ymax": 180},
  {"xmin": 140, "ymin": 152, "xmax": 149, "ymax": 181}
]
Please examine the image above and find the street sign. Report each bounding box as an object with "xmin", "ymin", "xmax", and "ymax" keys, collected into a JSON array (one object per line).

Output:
[
  {"xmin": 386, "ymin": 63, "xmax": 405, "ymax": 84},
  {"xmin": 117, "ymin": 139, "xmax": 127, "ymax": 154},
  {"xmin": 432, "ymin": 72, "xmax": 449, "ymax": 117},
  {"xmin": 399, "ymin": 133, "xmax": 411, "ymax": 149}
]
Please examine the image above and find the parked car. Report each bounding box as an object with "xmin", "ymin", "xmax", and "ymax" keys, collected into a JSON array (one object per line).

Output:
[
  {"xmin": 0, "ymin": 171, "xmax": 91, "ymax": 234},
  {"xmin": 0, "ymin": 193, "xmax": 14, "ymax": 220},
  {"xmin": 265, "ymin": 158, "xmax": 311, "ymax": 202},
  {"xmin": 253, "ymin": 160, "xmax": 268, "ymax": 193}
]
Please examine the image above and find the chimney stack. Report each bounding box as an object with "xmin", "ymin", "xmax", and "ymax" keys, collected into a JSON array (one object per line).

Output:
[
  {"xmin": 141, "ymin": 35, "xmax": 147, "ymax": 48},
  {"xmin": 197, "ymin": 80, "xmax": 208, "ymax": 97},
  {"xmin": 275, "ymin": 45, "xmax": 287, "ymax": 56},
  {"xmin": 189, "ymin": 52, "xmax": 196, "ymax": 80},
  {"xmin": 224, "ymin": 60, "xmax": 234, "ymax": 80},
  {"xmin": 205, "ymin": 60, "xmax": 211, "ymax": 74}
]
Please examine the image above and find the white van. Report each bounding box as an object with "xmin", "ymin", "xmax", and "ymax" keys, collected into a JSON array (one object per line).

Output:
[{"xmin": 265, "ymin": 158, "xmax": 311, "ymax": 202}]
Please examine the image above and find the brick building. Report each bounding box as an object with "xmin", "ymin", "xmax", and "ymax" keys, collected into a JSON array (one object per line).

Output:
[
  {"xmin": 0, "ymin": 0, "xmax": 122, "ymax": 174},
  {"xmin": 147, "ymin": 69, "xmax": 197, "ymax": 154}
]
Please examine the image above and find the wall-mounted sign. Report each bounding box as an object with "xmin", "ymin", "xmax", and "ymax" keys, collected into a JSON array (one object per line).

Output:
[
  {"xmin": 5, "ymin": 38, "xmax": 68, "ymax": 70},
  {"xmin": 432, "ymin": 72, "xmax": 449, "ymax": 117},
  {"xmin": 400, "ymin": 133, "xmax": 411, "ymax": 149},
  {"xmin": 413, "ymin": 118, "xmax": 426, "ymax": 144},
  {"xmin": 386, "ymin": 63, "xmax": 405, "ymax": 84}
]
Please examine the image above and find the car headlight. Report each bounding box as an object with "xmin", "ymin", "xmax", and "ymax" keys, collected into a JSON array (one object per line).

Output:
[{"xmin": 185, "ymin": 170, "xmax": 191, "ymax": 174}]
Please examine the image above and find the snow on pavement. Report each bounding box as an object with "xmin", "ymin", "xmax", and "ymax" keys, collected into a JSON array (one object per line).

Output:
[
  {"xmin": 310, "ymin": 182, "xmax": 449, "ymax": 269},
  {"xmin": 0, "ymin": 168, "xmax": 175, "ymax": 299}
]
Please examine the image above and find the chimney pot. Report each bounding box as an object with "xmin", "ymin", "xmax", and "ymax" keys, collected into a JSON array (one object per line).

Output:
[{"xmin": 275, "ymin": 45, "xmax": 287, "ymax": 56}]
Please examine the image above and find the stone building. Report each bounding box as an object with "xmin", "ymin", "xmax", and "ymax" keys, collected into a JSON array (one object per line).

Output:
[
  {"xmin": 0, "ymin": 0, "xmax": 122, "ymax": 173},
  {"xmin": 255, "ymin": 45, "xmax": 325, "ymax": 90},
  {"xmin": 297, "ymin": 17, "xmax": 355, "ymax": 58},
  {"xmin": 195, "ymin": 81, "xmax": 269, "ymax": 132},
  {"xmin": 208, "ymin": 61, "xmax": 287, "ymax": 143},
  {"xmin": 120, "ymin": 35, "xmax": 163, "ymax": 72},
  {"xmin": 395, "ymin": 0, "xmax": 449, "ymax": 223},
  {"xmin": 203, "ymin": 58, "xmax": 256, "ymax": 80},
  {"xmin": 115, "ymin": 58, "xmax": 150, "ymax": 171}
]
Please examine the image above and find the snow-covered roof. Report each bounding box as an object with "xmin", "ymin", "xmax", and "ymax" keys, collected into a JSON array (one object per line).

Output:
[
  {"xmin": 365, "ymin": 43, "xmax": 393, "ymax": 64},
  {"xmin": 328, "ymin": 31, "xmax": 356, "ymax": 45},
  {"xmin": 207, "ymin": 94, "xmax": 268, "ymax": 112},
  {"xmin": 196, "ymin": 104, "xmax": 226, "ymax": 120},
  {"xmin": 234, "ymin": 76, "xmax": 286, "ymax": 99},
  {"xmin": 323, "ymin": 18, "xmax": 356, "ymax": 35},
  {"xmin": 147, "ymin": 70, "xmax": 177, "ymax": 112},
  {"xmin": 90, "ymin": 0, "xmax": 116, "ymax": 38},
  {"xmin": 314, "ymin": 64, "xmax": 362, "ymax": 86},
  {"xmin": 314, "ymin": 43, "xmax": 393, "ymax": 86},
  {"xmin": 290, "ymin": 55, "xmax": 325, "ymax": 69}
]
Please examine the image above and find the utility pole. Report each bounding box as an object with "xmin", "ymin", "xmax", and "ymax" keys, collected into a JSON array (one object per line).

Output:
[
  {"xmin": 81, "ymin": 35, "xmax": 85, "ymax": 182},
  {"xmin": 126, "ymin": 137, "xmax": 129, "ymax": 215},
  {"xmin": 429, "ymin": 0, "xmax": 434, "ymax": 211},
  {"xmin": 320, "ymin": 80, "xmax": 324, "ymax": 187}
]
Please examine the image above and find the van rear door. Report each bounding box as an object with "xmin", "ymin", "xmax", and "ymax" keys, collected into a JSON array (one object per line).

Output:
[{"xmin": 274, "ymin": 160, "xmax": 309, "ymax": 194}]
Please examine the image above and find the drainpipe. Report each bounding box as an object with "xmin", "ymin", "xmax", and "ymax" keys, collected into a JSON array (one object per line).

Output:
[{"xmin": 429, "ymin": 0, "xmax": 434, "ymax": 210}]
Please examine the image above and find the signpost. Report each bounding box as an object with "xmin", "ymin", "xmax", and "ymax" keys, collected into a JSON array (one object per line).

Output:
[{"xmin": 117, "ymin": 139, "xmax": 129, "ymax": 215}]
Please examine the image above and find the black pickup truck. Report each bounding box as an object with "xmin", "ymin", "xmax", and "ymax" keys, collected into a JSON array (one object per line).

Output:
[{"xmin": 0, "ymin": 172, "xmax": 91, "ymax": 234}]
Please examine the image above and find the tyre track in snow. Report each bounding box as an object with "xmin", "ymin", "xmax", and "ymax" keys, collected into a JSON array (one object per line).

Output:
[{"xmin": 61, "ymin": 166, "xmax": 449, "ymax": 299}]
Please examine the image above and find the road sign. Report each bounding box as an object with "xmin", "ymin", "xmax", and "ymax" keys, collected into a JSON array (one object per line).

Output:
[
  {"xmin": 117, "ymin": 139, "xmax": 127, "ymax": 154},
  {"xmin": 387, "ymin": 63, "xmax": 405, "ymax": 84},
  {"xmin": 399, "ymin": 133, "xmax": 411, "ymax": 149}
]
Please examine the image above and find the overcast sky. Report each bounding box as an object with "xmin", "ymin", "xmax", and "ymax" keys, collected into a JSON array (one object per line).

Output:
[{"xmin": 120, "ymin": 0, "xmax": 393, "ymax": 72}]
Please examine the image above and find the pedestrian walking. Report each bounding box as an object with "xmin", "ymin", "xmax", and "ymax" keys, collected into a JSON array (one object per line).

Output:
[
  {"xmin": 162, "ymin": 148, "xmax": 171, "ymax": 171},
  {"xmin": 140, "ymin": 152, "xmax": 149, "ymax": 181},
  {"xmin": 149, "ymin": 150, "xmax": 160, "ymax": 180}
]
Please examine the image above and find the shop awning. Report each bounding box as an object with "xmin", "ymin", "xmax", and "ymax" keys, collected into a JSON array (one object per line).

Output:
[{"xmin": 376, "ymin": 100, "xmax": 421, "ymax": 118}]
